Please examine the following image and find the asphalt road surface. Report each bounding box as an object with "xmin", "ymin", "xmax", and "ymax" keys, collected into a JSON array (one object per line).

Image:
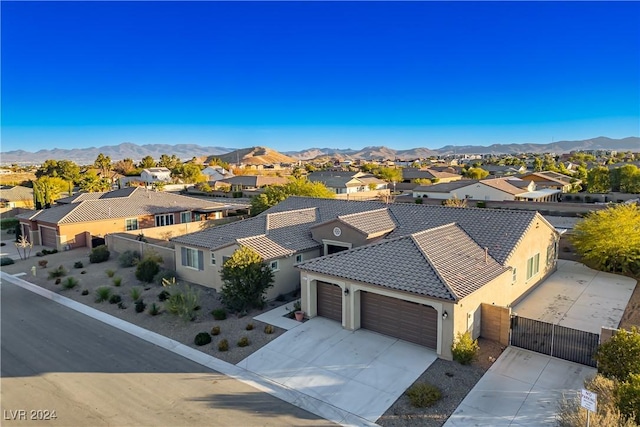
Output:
[{"xmin": 1, "ymin": 281, "xmax": 334, "ymax": 426}]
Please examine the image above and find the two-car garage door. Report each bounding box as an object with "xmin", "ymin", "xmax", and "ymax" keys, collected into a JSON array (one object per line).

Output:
[
  {"xmin": 316, "ymin": 282, "xmax": 439, "ymax": 350},
  {"xmin": 360, "ymin": 292, "xmax": 438, "ymax": 350}
]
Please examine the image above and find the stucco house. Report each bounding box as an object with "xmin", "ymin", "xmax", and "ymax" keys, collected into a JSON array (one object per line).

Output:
[
  {"xmin": 172, "ymin": 196, "xmax": 558, "ymax": 360},
  {"xmin": 16, "ymin": 187, "xmax": 239, "ymax": 250},
  {"xmin": 215, "ymin": 175, "xmax": 288, "ymax": 193},
  {"xmin": 307, "ymin": 171, "xmax": 388, "ymax": 199},
  {"xmin": 140, "ymin": 167, "xmax": 172, "ymax": 185},
  {"xmin": 0, "ymin": 185, "xmax": 33, "ymax": 209},
  {"xmin": 401, "ymin": 167, "xmax": 462, "ymax": 184},
  {"xmin": 518, "ymin": 171, "xmax": 579, "ymax": 193},
  {"xmin": 202, "ymin": 166, "xmax": 233, "ymax": 182},
  {"xmin": 413, "ymin": 177, "xmax": 562, "ymax": 202}
]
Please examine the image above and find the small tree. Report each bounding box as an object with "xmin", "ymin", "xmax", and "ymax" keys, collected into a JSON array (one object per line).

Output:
[
  {"xmin": 442, "ymin": 195, "xmax": 468, "ymax": 208},
  {"xmin": 220, "ymin": 246, "xmax": 274, "ymax": 312},
  {"xmin": 135, "ymin": 257, "xmax": 161, "ymax": 283},
  {"xmin": 618, "ymin": 373, "xmax": 640, "ymax": 424},
  {"xmin": 451, "ymin": 331, "xmax": 479, "ymax": 365},
  {"xmin": 595, "ymin": 327, "xmax": 640, "ymax": 383}
]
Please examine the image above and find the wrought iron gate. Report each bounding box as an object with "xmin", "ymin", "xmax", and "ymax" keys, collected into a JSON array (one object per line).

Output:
[{"xmin": 510, "ymin": 315, "xmax": 599, "ymax": 367}]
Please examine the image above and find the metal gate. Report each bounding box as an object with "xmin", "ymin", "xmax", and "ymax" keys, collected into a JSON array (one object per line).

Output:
[{"xmin": 510, "ymin": 315, "xmax": 599, "ymax": 367}]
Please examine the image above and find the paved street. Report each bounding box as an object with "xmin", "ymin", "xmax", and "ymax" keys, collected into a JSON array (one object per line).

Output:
[{"xmin": 1, "ymin": 281, "xmax": 333, "ymax": 426}]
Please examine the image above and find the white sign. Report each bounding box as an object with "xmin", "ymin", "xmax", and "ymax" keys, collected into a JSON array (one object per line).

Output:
[{"xmin": 581, "ymin": 389, "xmax": 597, "ymax": 412}]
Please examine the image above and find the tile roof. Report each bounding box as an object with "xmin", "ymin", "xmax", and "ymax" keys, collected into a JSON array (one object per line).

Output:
[
  {"xmin": 19, "ymin": 187, "xmax": 234, "ymax": 225},
  {"xmin": 337, "ymin": 208, "xmax": 396, "ymax": 237},
  {"xmin": 413, "ymin": 180, "xmax": 477, "ymax": 193},
  {"xmin": 0, "ymin": 185, "xmax": 33, "ymax": 202},
  {"xmin": 480, "ymin": 178, "xmax": 527, "ymax": 195}
]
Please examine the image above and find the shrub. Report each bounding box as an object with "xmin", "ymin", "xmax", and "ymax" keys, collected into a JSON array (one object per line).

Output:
[
  {"xmin": 148, "ymin": 303, "xmax": 160, "ymax": 316},
  {"xmin": 62, "ymin": 277, "xmax": 78, "ymax": 289},
  {"xmin": 165, "ymin": 284, "xmax": 200, "ymax": 322},
  {"xmin": 135, "ymin": 258, "xmax": 160, "ymax": 283},
  {"xmin": 220, "ymin": 246, "xmax": 274, "ymax": 312},
  {"xmin": 155, "ymin": 269, "xmax": 176, "ymax": 286},
  {"xmin": 95, "ymin": 286, "xmax": 112, "ymax": 303},
  {"xmin": 81, "ymin": 270, "xmax": 86, "ymax": 274},
  {"xmin": 118, "ymin": 250, "xmax": 141, "ymax": 267},
  {"xmin": 117, "ymin": 302, "xmax": 127, "ymax": 309},
  {"xmin": 112, "ymin": 277, "xmax": 122, "ymax": 287},
  {"xmin": 0, "ymin": 217, "xmax": 19, "ymax": 230},
  {"xmin": 158, "ymin": 290, "xmax": 170, "ymax": 301},
  {"xmin": 74, "ymin": 261, "xmax": 83, "ymax": 269},
  {"xmin": 237, "ymin": 336, "xmax": 250, "ymax": 347},
  {"xmin": 406, "ymin": 382, "xmax": 442, "ymax": 408},
  {"xmin": 135, "ymin": 300, "xmax": 146, "ymax": 313},
  {"xmin": 476, "ymin": 201, "xmax": 486, "ymax": 208},
  {"xmin": 451, "ymin": 332, "xmax": 479, "ymax": 365},
  {"xmin": 55, "ymin": 278, "xmax": 61, "ymax": 285},
  {"xmin": 264, "ymin": 325, "xmax": 275, "ymax": 334},
  {"xmin": 194, "ymin": 332, "xmax": 212, "ymax": 346},
  {"xmin": 130, "ymin": 287, "xmax": 142, "ymax": 302},
  {"xmin": 564, "ymin": 195, "xmax": 573, "ymax": 201},
  {"xmin": 89, "ymin": 245, "xmax": 110, "ymax": 263},
  {"xmin": 0, "ymin": 257, "xmax": 15, "ymax": 266},
  {"xmin": 105, "ymin": 269, "xmax": 115, "ymax": 278},
  {"xmin": 38, "ymin": 260, "xmax": 48, "ymax": 268},
  {"xmin": 211, "ymin": 326, "xmax": 221, "ymax": 336},
  {"xmin": 48, "ymin": 265, "xmax": 67, "ymax": 279},
  {"xmin": 211, "ymin": 308, "xmax": 227, "ymax": 320},
  {"xmin": 595, "ymin": 327, "xmax": 640, "ymax": 382},
  {"xmin": 618, "ymin": 373, "xmax": 640, "ymax": 424},
  {"xmin": 109, "ymin": 294, "xmax": 122, "ymax": 304},
  {"xmin": 81, "ymin": 289, "xmax": 89, "ymax": 296},
  {"xmin": 246, "ymin": 323, "xmax": 254, "ymax": 331},
  {"xmin": 218, "ymin": 339, "xmax": 229, "ymax": 352},
  {"xmin": 36, "ymin": 252, "xmax": 44, "ymax": 257},
  {"xmin": 415, "ymin": 198, "xmax": 423, "ymax": 204}
]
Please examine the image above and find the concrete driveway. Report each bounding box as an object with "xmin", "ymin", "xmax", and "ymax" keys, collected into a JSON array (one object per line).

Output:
[
  {"xmin": 513, "ymin": 260, "xmax": 636, "ymax": 333},
  {"xmin": 237, "ymin": 317, "xmax": 437, "ymax": 423},
  {"xmin": 444, "ymin": 347, "xmax": 596, "ymax": 426}
]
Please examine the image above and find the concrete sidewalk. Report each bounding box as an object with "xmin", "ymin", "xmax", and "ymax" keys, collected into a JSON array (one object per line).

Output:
[{"xmin": 444, "ymin": 347, "xmax": 596, "ymax": 426}]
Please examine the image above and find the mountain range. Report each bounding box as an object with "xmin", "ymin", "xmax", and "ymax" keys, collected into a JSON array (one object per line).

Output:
[{"xmin": 1, "ymin": 136, "xmax": 637, "ymax": 165}]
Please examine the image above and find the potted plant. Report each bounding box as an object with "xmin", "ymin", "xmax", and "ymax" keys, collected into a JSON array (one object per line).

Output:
[{"xmin": 293, "ymin": 300, "xmax": 304, "ymax": 322}]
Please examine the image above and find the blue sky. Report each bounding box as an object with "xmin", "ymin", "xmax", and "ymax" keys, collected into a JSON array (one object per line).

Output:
[{"xmin": 1, "ymin": 1, "xmax": 639, "ymax": 153}]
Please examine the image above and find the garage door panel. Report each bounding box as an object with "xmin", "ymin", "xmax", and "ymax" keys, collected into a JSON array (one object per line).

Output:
[
  {"xmin": 317, "ymin": 282, "xmax": 342, "ymax": 322},
  {"xmin": 40, "ymin": 227, "xmax": 57, "ymax": 248},
  {"xmin": 361, "ymin": 292, "xmax": 437, "ymax": 349}
]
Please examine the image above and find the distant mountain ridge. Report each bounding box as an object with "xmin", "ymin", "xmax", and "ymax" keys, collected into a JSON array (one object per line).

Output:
[{"xmin": 1, "ymin": 136, "xmax": 637, "ymax": 164}]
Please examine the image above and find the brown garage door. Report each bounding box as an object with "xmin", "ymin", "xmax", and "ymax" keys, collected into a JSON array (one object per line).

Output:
[
  {"xmin": 361, "ymin": 292, "xmax": 438, "ymax": 349},
  {"xmin": 317, "ymin": 281, "xmax": 342, "ymax": 322},
  {"xmin": 40, "ymin": 227, "xmax": 57, "ymax": 248}
]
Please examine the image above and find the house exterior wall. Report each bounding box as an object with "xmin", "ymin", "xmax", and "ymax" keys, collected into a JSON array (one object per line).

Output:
[
  {"xmin": 452, "ymin": 183, "xmax": 516, "ymax": 201},
  {"xmin": 311, "ymin": 221, "xmax": 371, "ymax": 249}
]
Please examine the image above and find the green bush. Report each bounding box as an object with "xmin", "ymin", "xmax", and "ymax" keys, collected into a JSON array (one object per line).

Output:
[
  {"xmin": 211, "ymin": 308, "xmax": 227, "ymax": 320},
  {"xmin": 452, "ymin": 332, "xmax": 480, "ymax": 365},
  {"xmin": 89, "ymin": 245, "xmax": 110, "ymax": 263},
  {"xmin": 596, "ymin": 327, "xmax": 640, "ymax": 382},
  {"xmin": 415, "ymin": 198, "xmax": 423, "ymax": 204},
  {"xmin": 135, "ymin": 300, "xmax": 146, "ymax": 313},
  {"xmin": 246, "ymin": 323, "xmax": 254, "ymax": 331},
  {"xmin": 74, "ymin": 261, "xmax": 83, "ymax": 268},
  {"xmin": 165, "ymin": 285, "xmax": 200, "ymax": 322},
  {"xmin": 81, "ymin": 289, "xmax": 89, "ymax": 296},
  {"xmin": 155, "ymin": 269, "xmax": 176, "ymax": 285},
  {"xmin": 135, "ymin": 258, "xmax": 160, "ymax": 283},
  {"xmin": 118, "ymin": 250, "xmax": 140, "ymax": 267},
  {"xmin": 48, "ymin": 265, "xmax": 67, "ymax": 279},
  {"xmin": 113, "ymin": 277, "xmax": 122, "ymax": 287},
  {"xmin": 618, "ymin": 373, "xmax": 640, "ymax": 424},
  {"xmin": 109, "ymin": 294, "xmax": 122, "ymax": 304},
  {"xmin": 95, "ymin": 286, "xmax": 112, "ymax": 303},
  {"xmin": 158, "ymin": 290, "xmax": 170, "ymax": 301},
  {"xmin": 62, "ymin": 277, "xmax": 79, "ymax": 289},
  {"xmin": 218, "ymin": 339, "xmax": 229, "ymax": 352},
  {"xmin": 237, "ymin": 336, "xmax": 250, "ymax": 347},
  {"xmin": 211, "ymin": 326, "xmax": 221, "ymax": 336},
  {"xmin": 264, "ymin": 325, "xmax": 275, "ymax": 334},
  {"xmin": 130, "ymin": 287, "xmax": 142, "ymax": 302},
  {"xmin": 476, "ymin": 201, "xmax": 487, "ymax": 208},
  {"xmin": 406, "ymin": 382, "xmax": 442, "ymax": 408},
  {"xmin": 148, "ymin": 303, "xmax": 160, "ymax": 316},
  {"xmin": 105, "ymin": 269, "xmax": 115, "ymax": 278},
  {"xmin": 0, "ymin": 257, "xmax": 15, "ymax": 266},
  {"xmin": 194, "ymin": 332, "xmax": 212, "ymax": 346},
  {"xmin": 0, "ymin": 218, "xmax": 19, "ymax": 230}
]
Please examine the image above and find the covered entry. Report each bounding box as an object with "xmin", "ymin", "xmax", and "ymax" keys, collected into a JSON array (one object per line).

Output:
[
  {"xmin": 317, "ymin": 281, "xmax": 342, "ymax": 322},
  {"xmin": 360, "ymin": 292, "xmax": 438, "ymax": 349},
  {"xmin": 40, "ymin": 226, "xmax": 57, "ymax": 248}
]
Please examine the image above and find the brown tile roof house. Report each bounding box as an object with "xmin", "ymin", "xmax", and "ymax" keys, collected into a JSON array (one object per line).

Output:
[
  {"xmin": 0, "ymin": 185, "xmax": 33, "ymax": 209},
  {"xmin": 173, "ymin": 196, "xmax": 559, "ymax": 360},
  {"xmin": 16, "ymin": 187, "xmax": 242, "ymax": 250},
  {"xmin": 414, "ymin": 177, "xmax": 561, "ymax": 202},
  {"xmin": 401, "ymin": 167, "xmax": 462, "ymax": 183}
]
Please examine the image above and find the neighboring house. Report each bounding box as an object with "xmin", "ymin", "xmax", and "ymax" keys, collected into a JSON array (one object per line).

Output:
[
  {"xmin": 16, "ymin": 187, "xmax": 241, "ymax": 250},
  {"xmin": 202, "ymin": 166, "xmax": 233, "ymax": 182},
  {"xmin": 141, "ymin": 167, "xmax": 172, "ymax": 185},
  {"xmin": 215, "ymin": 175, "xmax": 288, "ymax": 192},
  {"xmin": 401, "ymin": 167, "xmax": 462, "ymax": 184},
  {"xmin": 0, "ymin": 185, "xmax": 33, "ymax": 209},
  {"xmin": 518, "ymin": 171, "xmax": 579, "ymax": 193},
  {"xmin": 413, "ymin": 177, "xmax": 562, "ymax": 202},
  {"xmin": 172, "ymin": 196, "xmax": 559, "ymax": 360},
  {"xmin": 307, "ymin": 171, "xmax": 388, "ymax": 199},
  {"xmin": 482, "ymin": 164, "xmax": 527, "ymax": 177}
]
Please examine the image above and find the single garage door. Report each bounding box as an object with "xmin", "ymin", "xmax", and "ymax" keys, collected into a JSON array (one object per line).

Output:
[
  {"xmin": 40, "ymin": 227, "xmax": 57, "ymax": 248},
  {"xmin": 317, "ymin": 281, "xmax": 342, "ymax": 322},
  {"xmin": 361, "ymin": 292, "xmax": 438, "ymax": 349}
]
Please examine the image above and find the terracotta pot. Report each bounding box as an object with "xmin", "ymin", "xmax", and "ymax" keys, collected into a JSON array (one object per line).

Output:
[{"xmin": 294, "ymin": 311, "xmax": 304, "ymax": 322}]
